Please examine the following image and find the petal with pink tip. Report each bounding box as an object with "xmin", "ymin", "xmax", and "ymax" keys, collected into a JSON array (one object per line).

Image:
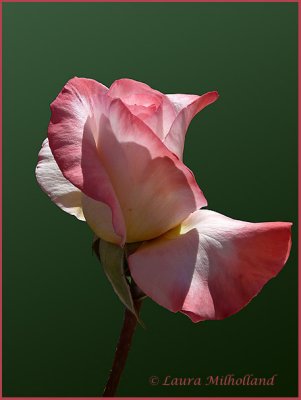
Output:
[
  {"xmin": 128, "ymin": 210, "xmax": 292, "ymax": 322},
  {"xmin": 108, "ymin": 78, "xmax": 176, "ymax": 141},
  {"xmin": 165, "ymin": 92, "xmax": 219, "ymax": 159},
  {"xmin": 48, "ymin": 77, "xmax": 126, "ymax": 244},
  {"xmin": 108, "ymin": 78, "xmax": 163, "ymax": 106},
  {"xmin": 35, "ymin": 138, "xmax": 85, "ymax": 221},
  {"xmin": 96, "ymin": 99, "xmax": 207, "ymax": 243}
]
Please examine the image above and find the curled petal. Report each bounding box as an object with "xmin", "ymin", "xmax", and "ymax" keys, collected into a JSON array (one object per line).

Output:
[
  {"xmin": 128, "ymin": 210, "xmax": 292, "ymax": 322},
  {"xmin": 165, "ymin": 92, "xmax": 219, "ymax": 159},
  {"xmin": 35, "ymin": 138, "xmax": 85, "ymax": 221},
  {"xmin": 48, "ymin": 77, "xmax": 126, "ymax": 244}
]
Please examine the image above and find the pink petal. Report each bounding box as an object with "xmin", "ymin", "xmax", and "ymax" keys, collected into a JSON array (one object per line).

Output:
[
  {"xmin": 164, "ymin": 92, "xmax": 219, "ymax": 159},
  {"xmin": 97, "ymin": 98, "xmax": 207, "ymax": 243},
  {"xmin": 108, "ymin": 78, "xmax": 163, "ymax": 107},
  {"xmin": 128, "ymin": 210, "xmax": 292, "ymax": 322},
  {"xmin": 35, "ymin": 138, "xmax": 85, "ymax": 221},
  {"xmin": 48, "ymin": 77, "xmax": 126, "ymax": 244},
  {"xmin": 108, "ymin": 78, "xmax": 176, "ymax": 141}
]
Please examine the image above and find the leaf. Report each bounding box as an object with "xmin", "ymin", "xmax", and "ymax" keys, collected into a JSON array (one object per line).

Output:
[{"xmin": 98, "ymin": 239, "xmax": 137, "ymax": 318}]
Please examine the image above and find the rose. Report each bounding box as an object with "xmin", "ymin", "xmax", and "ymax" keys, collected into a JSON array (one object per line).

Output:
[
  {"xmin": 37, "ymin": 77, "xmax": 218, "ymax": 244},
  {"xmin": 36, "ymin": 77, "xmax": 291, "ymax": 322}
]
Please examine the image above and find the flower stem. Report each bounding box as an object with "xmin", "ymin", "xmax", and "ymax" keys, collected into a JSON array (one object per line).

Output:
[{"xmin": 103, "ymin": 300, "xmax": 143, "ymax": 397}]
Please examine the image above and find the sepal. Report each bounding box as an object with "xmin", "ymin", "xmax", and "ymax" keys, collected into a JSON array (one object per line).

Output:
[{"xmin": 95, "ymin": 238, "xmax": 145, "ymax": 321}]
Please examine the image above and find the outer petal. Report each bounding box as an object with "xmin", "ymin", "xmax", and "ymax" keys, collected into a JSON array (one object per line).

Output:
[
  {"xmin": 48, "ymin": 77, "xmax": 126, "ymax": 244},
  {"xmin": 35, "ymin": 138, "xmax": 121, "ymax": 244},
  {"xmin": 81, "ymin": 194, "xmax": 121, "ymax": 245},
  {"xmin": 35, "ymin": 138, "xmax": 85, "ymax": 221},
  {"xmin": 164, "ymin": 92, "xmax": 219, "ymax": 159},
  {"xmin": 108, "ymin": 78, "xmax": 176, "ymax": 141},
  {"xmin": 128, "ymin": 210, "xmax": 292, "ymax": 322},
  {"xmin": 96, "ymin": 99, "xmax": 207, "ymax": 243}
]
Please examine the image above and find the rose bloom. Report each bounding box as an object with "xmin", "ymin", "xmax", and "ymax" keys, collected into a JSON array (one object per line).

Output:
[{"xmin": 36, "ymin": 78, "xmax": 291, "ymax": 322}]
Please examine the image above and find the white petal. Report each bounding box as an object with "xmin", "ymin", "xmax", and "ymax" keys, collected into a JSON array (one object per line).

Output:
[{"xmin": 36, "ymin": 138, "xmax": 85, "ymax": 221}]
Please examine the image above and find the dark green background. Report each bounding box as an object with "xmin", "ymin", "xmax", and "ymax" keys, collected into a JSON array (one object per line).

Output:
[{"xmin": 3, "ymin": 2, "xmax": 298, "ymax": 397}]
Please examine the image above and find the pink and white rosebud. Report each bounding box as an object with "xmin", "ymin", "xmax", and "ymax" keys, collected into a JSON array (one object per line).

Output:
[{"xmin": 36, "ymin": 77, "xmax": 292, "ymax": 322}]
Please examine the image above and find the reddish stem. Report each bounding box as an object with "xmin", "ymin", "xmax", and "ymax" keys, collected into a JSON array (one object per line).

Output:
[{"xmin": 102, "ymin": 301, "xmax": 142, "ymax": 397}]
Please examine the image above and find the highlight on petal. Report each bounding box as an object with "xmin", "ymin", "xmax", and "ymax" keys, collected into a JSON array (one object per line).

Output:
[
  {"xmin": 96, "ymin": 98, "xmax": 207, "ymax": 243},
  {"xmin": 48, "ymin": 77, "xmax": 126, "ymax": 244},
  {"xmin": 128, "ymin": 210, "xmax": 292, "ymax": 322},
  {"xmin": 35, "ymin": 138, "xmax": 85, "ymax": 221},
  {"xmin": 164, "ymin": 91, "xmax": 219, "ymax": 159}
]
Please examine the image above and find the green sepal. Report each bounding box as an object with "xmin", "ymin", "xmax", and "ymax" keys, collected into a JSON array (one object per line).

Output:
[{"xmin": 98, "ymin": 239, "xmax": 139, "ymax": 319}]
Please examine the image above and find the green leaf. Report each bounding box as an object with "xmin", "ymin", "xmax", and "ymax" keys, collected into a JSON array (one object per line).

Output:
[{"xmin": 98, "ymin": 239, "xmax": 137, "ymax": 318}]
